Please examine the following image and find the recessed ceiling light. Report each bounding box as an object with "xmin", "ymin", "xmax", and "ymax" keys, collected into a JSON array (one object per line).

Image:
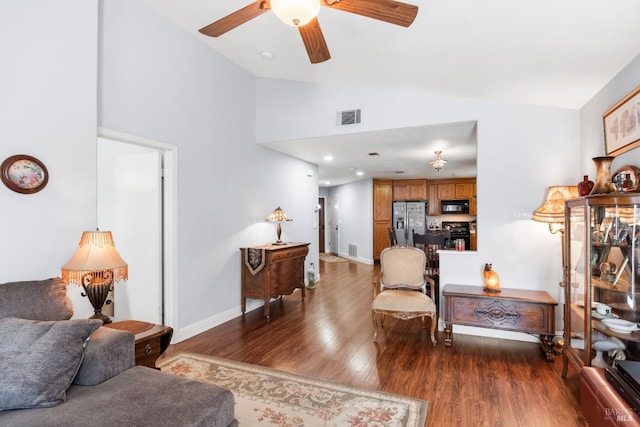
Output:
[
  {"xmin": 323, "ymin": 155, "xmax": 333, "ymax": 161},
  {"xmin": 368, "ymin": 152, "xmax": 380, "ymax": 156},
  {"xmin": 324, "ymin": 180, "xmax": 331, "ymax": 185},
  {"xmin": 261, "ymin": 51, "xmax": 273, "ymax": 60},
  {"xmin": 356, "ymin": 171, "xmax": 364, "ymax": 176}
]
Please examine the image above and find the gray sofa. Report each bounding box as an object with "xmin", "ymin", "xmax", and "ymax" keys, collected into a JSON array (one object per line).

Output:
[{"xmin": 0, "ymin": 278, "xmax": 236, "ymax": 426}]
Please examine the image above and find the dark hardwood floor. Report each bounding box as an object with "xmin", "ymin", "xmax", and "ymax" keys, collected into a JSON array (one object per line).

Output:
[{"xmin": 161, "ymin": 258, "xmax": 586, "ymax": 426}]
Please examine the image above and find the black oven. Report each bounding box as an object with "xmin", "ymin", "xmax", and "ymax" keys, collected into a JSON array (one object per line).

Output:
[
  {"xmin": 441, "ymin": 199, "xmax": 470, "ymax": 214},
  {"xmin": 442, "ymin": 221, "xmax": 471, "ymax": 250}
]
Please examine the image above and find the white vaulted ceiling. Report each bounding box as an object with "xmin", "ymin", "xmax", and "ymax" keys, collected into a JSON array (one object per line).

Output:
[{"xmin": 142, "ymin": 0, "xmax": 640, "ymax": 185}]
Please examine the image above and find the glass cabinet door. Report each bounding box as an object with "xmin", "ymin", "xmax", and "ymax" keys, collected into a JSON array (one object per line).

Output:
[
  {"xmin": 564, "ymin": 196, "xmax": 640, "ymax": 373},
  {"xmin": 590, "ymin": 204, "xmax": 639, "ymax": 362},
  {"xmin": 566, "ymin": 203, "xmax": 587, "ymax": 367}
]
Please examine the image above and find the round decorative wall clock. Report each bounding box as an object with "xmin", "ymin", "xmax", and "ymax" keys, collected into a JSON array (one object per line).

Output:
[{"xmin": 0, "ymin": 154, "xmax": 49, "ymax": 194}]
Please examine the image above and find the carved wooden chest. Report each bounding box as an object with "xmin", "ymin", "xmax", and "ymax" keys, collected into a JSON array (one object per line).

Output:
[{"xmin": 443, "ymin": 284, "xmax": 558, "ymax": 360}]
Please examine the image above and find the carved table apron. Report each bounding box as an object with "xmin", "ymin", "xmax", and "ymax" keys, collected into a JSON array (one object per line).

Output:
[{"xmin": 443, "ymin": 284, "xmax": 558, "ymax": 361}]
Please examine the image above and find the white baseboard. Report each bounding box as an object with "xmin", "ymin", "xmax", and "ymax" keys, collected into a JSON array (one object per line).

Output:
[{"xmin": 171, "ymin": 299, "xmax": 264, "ymax": 343}]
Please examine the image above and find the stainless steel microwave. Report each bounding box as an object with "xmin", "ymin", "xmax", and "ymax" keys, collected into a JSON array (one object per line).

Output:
[{"xmin": 441, "ymin": 200, "xmax": 470, "ymax": 214}]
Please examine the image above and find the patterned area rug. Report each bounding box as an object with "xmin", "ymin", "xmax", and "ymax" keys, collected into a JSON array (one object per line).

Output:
[
  {"xmin": 158, "ymin": 352, "xmax": 427, "ymax": 427},
  {"xmin": 319, "ymin": 253, "xmax": 349, "ymax": 263}
]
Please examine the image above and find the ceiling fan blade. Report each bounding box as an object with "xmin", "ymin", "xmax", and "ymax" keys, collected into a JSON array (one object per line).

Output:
[
  {"xmin": 299, "ymin": 18, "xmax": 331, "ymax": 64},
  {"xmin": 323, "ymin": 0, "xmax": 418, "ymax": 27},
  {"xmin": 199, "ymin": 1, "xmax": 271, "ymax": 37}
]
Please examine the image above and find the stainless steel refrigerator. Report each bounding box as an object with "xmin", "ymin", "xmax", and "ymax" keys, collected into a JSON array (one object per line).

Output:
[{"xmin": 392, "ymin": 201, "xmax": 427, "ymax": 245}]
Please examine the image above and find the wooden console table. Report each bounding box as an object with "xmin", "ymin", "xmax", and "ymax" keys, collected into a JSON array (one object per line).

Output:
[
  {"xmin": 240, "ymin": 242, "xmax": 310, "ymax": 320},
  {"xmin": 443, "ymin": 284, "xmax": 558, "ymax": 361}
]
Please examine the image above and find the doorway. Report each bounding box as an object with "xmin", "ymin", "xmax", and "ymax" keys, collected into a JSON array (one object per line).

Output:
[
  {"xmin": 97, "ymin": 129, "xmax": 179, "ymax": 330},
  {"xmin": 329, "ymin": 195, "xmax": 339, "ymax": 255},
  {"xmin": 318, "ymin": 197, "xmax": 325, "ymax": 253}
]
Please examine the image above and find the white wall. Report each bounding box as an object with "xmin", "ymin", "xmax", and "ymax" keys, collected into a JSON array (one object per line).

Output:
[
  {"xmin": 98, "ymin": 0, "xmax": 318, "ymax": 340},
  {"xmin": 325, "ymin": 179, "xmax": 374, "ymax": 263},
  {"xmin": 1, "ymin": 1, "xmax": 319, "ymax": 343},
  {"xmin": 256, "ymin": 79, "xmax": 581, "ymax": 340},
  {"xmin": 0, "ymin": 1, "xmax": 98, "ymax": 292}
]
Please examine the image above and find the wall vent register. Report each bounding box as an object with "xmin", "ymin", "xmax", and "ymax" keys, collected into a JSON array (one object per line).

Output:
[{"xmin": 337, "ymin": 109, "xmax": 361, "ymax": 126}]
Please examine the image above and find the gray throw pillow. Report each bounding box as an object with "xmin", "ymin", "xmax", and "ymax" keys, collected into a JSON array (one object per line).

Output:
[
  {"xmin": 0, "ymin": 278, "xmax": 73, "ymax": 320},
  {"xmin": 0, "ymin": 317, "xmax": 102, "ymax": 410}
]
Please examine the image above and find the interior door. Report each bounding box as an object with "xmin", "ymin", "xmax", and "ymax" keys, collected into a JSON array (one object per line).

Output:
[
  {"xmin": 329, "ymin": 195, "xmax": 339, "ymax": 255},
  {"xmin": 112, "ymin": 151, "xmax": 163, "ymax": 324},
  {"xmin": 318, "ymin": 197, "xmax": 325, "ymax": 252}
]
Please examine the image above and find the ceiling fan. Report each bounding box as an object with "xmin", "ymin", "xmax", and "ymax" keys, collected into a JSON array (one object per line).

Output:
[{"xmin": 199, "ymin": 0, "xmax": 418, "ymax": 64}]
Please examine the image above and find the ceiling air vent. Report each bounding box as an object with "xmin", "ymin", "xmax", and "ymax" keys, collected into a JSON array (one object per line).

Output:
[{"xmin": 337, "ymin": 109, "xmax": 361, "ymax": 126}]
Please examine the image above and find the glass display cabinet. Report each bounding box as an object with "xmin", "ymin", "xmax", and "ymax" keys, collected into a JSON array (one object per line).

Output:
[{"xmin": 563, "ymin": 194, "xmax": 640, "ymax": 377}]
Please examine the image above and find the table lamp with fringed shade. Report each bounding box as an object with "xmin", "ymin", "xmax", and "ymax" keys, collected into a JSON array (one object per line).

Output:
[
  {"xmin": 61, "ymin": 231, "xmax": 128, "ymax": 324},
  {"xmin": 532, "ymin": 185, "xmax": 580, "ymax": 234},
  {"xmin": 265, "ymin": 206, "xmax": 292, "ymax": 245},
  {"xmin": 532, "ymin": 185, "xmax": 579, "ymax": 290}
]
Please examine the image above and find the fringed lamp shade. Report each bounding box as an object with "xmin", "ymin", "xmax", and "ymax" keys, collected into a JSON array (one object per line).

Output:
[
  {"xmin": 61, "ymin": 231, "xmax": 128, "ymax": 324},
  {"xmin": 265, "ymin": 206, "xmax": 292, "ymax": 245},
  {"xmin": 532, "ymin": 186, "xmax": 579, "ymax": 234},
  {"xmin": 532, "ymin": 185, "xmax": 579, "ymax": 291},
  {"xmin": 61, "ymin": 231, "xmax": 128, "ymax": 285}
]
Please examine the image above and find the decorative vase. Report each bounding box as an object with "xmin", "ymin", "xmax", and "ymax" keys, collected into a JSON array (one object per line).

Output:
[
  {"xmin": 590, "ymin": 156, "xmax": 616, "ymax": 195},
  {"xmin": 577, "ymin": 175, "xmax": 594, "ymax": 196}
]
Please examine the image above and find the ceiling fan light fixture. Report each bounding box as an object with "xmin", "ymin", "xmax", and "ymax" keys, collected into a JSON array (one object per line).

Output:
[
  {"xmin": 270, "ymin": 0, "xmax": 320, "ymax": 27},
  {"xmin": 429, "ymin": 150, "xmax": 447, "ymax": 172}
]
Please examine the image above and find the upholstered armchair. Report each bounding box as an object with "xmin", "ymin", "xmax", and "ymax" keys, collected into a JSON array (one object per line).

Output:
[
  {"xmin": 372, "ymin": 246, "xmax": 438, "ymax": 346},
  {"xmin": 377, "ymin": 246, "xmax": 435, "ymax": 298}
]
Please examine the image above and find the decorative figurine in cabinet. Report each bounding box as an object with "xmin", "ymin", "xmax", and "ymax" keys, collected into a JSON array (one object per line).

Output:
[{"xmin": 563, "ymin": 194, "xmax": 640, "ymax": 377}]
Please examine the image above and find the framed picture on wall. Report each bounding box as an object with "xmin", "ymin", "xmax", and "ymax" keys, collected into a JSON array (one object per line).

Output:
[
  {"xmin": 603, "ymin": 85, "xmax": 640, "ymax": 156},
  {"xmin": 0, "ymin": 154, "xmax": 49, "ymax": 194}
]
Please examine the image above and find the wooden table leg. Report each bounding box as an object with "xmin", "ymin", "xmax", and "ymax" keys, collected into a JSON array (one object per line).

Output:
[
  {"xmin": 444, "ymin": 322, "xmax": 453, "ymax": 347},
  {"xmin": 263, "ymin": 298, "xmax": 270, "ymax": 320},
  {"xmin": 540, "ymin": 334, "xmax": 555, "ymax": 362},
  {"xmin": 561, "ymin": 352, "xmax": 569, "ymax": 379}
]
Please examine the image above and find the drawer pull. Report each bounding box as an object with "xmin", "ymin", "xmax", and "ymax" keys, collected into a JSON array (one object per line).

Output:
[{"xmin": 144, "ymin": 344, "xmax": 152, "ymax": 355}]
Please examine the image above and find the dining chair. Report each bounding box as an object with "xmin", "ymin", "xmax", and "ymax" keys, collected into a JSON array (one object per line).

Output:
[
  {"xmin": 412, "ymin": 229, "xmax": 450, "ymax": 249},
  {"xmin": 387, "ymin": 227, "xmax": 398, "ymax": 246}
]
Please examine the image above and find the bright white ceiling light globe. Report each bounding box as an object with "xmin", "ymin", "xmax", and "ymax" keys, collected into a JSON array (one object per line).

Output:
[{"xmin": 271, "ymin": 0, "xmax": 320, "ymax": 27}]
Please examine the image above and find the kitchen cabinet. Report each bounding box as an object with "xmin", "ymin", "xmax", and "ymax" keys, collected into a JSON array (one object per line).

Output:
[
  {"xmin": 393, "ymin": 179, "xmax": 427, "ymax": 201},
  {"xmin": 437, "ymin": 183, "xmax": 455, "ymax": 200},
  {"xmin": 373, "ymin": 179, "xmax": 393, "ymax": 261},
  {"xmin": 563, "ymin": 194, "xmax": 640, "ymax": 378},
  {"xmin": 455, "ymin": 183, "xmax": 474, "ymax": 199},
  {"xmin": 428, "ymin": 184, "xmax": 439, "ymax": 215},
  {"xmin": 427, "ymin": 178, "xmax": 477, "ymax": 216},
  {"xmin": 470, "ymin": 183, "xmax": 477, "ymax": 215}
]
